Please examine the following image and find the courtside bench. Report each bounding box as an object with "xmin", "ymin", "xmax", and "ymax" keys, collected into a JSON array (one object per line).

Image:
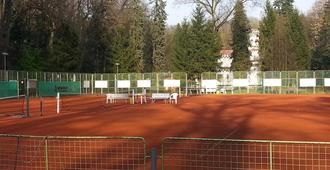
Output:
[
  {"xmin": 106, "ymin": 94, "xmax": 130, "ymax": 104},
  {"xmin": 151, "ymin": 93, "xmax": 170, "ymax": 103}
]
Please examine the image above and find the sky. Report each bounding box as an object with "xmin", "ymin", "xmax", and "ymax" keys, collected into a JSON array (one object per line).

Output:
[{"xmin": 165, "ymin": 0, "xmax": 317, "ymax": 26}]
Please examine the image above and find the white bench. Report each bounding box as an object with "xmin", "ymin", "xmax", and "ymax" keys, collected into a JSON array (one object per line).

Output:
[
  {"xmin": 106, "ymin": 94, "xmax": 130, "ymax": 104},
  {"xmin": 151, "ymin": 93, "xmax": 170, "ymax": 103}
]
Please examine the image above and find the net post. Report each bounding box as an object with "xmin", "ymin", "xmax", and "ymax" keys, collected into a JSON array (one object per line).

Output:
[
  {"xmin": 151, "ymin": 148, "xmax": 157, "ymax": 170},
  {"xmin": 40, "ymin": 97, "xmax": 43, "ymax": 116},
  {"xmin": 25, "ymin": 79, "xmax": 30, "ymax": 118},
  {"xmin": 56, "ymin": 92, "xmax": 60, "ymax": 114}
]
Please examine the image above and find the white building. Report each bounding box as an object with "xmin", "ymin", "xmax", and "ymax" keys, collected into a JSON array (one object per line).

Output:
[
  {"xmin": 248, "ymin": 29, "xmax": 261, "ymax": 85},
  {"xmin": 217, "ymin": 29, "xmax": 261, "ymax": 86}
]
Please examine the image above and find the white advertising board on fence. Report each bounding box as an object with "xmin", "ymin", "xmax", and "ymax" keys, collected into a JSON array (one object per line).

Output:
[
  {"xmin": 201, "ymin": 80, "xmax": 218, "ymax": 89},
  {"xmin": 299, "ymin": 78, "xmax": 316, "ymax": 87},
  {"xmin": 164, "ymin": 80, "xmax": 180, "ymax": 87},
  {"xmin": 137, "ymin": 80, "xmax": 151, "ymax": 88},
  {"xmin": 117, "ymin": 80, "xmax": 131, "ymax": 88},
  {"xmin": 263, "ymin": 79, "xmax": 282, "ymax": 87},
  {"xmin": 233, "ymin": 79, "xmax": 249, "ymax": 87},
  {"xmin": 95, "ymin": 81, "xmax": 108, "ymax": 88},
  {"xmin": 325, "ymin": 78, "xmax": 330, "ymax": 87},
  {"xmin": 83, "ymin": 81, "xmax": 90, "ymax": 88}
]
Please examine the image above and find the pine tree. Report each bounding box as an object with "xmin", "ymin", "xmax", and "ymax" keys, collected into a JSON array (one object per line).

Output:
[
  {"xmin": 188, "ymin": 6, "xmax": 220, "ymax": 78},
  {"xmin": 152, "ymin": 0, "xmax": 167, "ymax": 72},
  {"xmin": 273, "ymin": 0, "xmax": 294, "ymax": 14},
  {"xmin": 111, "ymin": 27, "xmax": 131, "ymax": 73},
  {"xmin": 50, "ymin": 23, "xmax": 81, "ymax": 72},
  {"xmin": 231, "ymin": 1, "xmax": 251, "ymax": 71},
  {"xmin": 171, "ymin": 21, "xmax": 191, "ymax": 72},
  {"xmin": 260, "ymin": 0, "xmax": 276, "ymax": 71},
  {"xmin": 143, "ymin": 18, "xmax": 154, "ymax": 72},
  {"xmin": 312, "ymin": 1, "xmax": 330, "ymax": 70},
  {"xmin": 286, "ymin": 9, "xmax": 311, "ymax": 70},
  {"xmin": 81, "ymin": 2, "xmax": 111, "ymax": 73},
  {"xmin": 128, "ymin": 0, "xmax": 145, "ymax": 72}
]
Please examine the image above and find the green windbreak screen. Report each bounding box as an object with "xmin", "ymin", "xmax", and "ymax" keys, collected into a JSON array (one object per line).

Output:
[
  {"xmin": 0, "ymin": 81, "xmax": 18, "ymax": 98},
  {"xmin": 38, "ymin": 81, "xmax": 81, "ymax": 96}
]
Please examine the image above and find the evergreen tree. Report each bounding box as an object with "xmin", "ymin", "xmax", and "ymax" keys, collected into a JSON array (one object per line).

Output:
[
  {"xmin": 171, "ymin": 21, "xmax": 191, "ymax": 72},
  {"xmin": 143, "ymin": 19, "xmax": 154, "ymax": 72},
  {"xmin": 50, "ymin": 23, "xmax": 81, "ymax": 72},
  {"xmin": 231, "ymin": 1, "xmax": 251, "ymax": 71},
  {"xmin": 188, "ymin": 6, "xmax": 220, "ymax": 78},
  {"xmin": 152, "ymin": 0, "xmax": 167, "ymax": 72},
  {"xmin": 312, "ymin": 1, "xmax": 330, "ymax": 70},
  {"xmin": 111, "ymin": 27, "xmax": 131, "ymax": 73},
  {"xmin": 273, "ymin": 0, "xmax": 294, "ymax": 14},
  {"xmin": 260, "ymin": 0, "xmax": 276, "ymax": 71},
  {"xmin": 286, "ymin": 9, "xmax": 311, "ymax": 70},
  {"xmin": 81, "ymin": 2, "xmax": 111, "ymax": 73},
  {"xmin": 128, "ymin": 0, "xmax": 145, "ymax": 72}
]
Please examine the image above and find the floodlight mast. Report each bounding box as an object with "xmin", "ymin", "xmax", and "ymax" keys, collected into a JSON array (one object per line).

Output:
[{"xmin": 2, "ymin": 52, "xmax": 8, "ymax": 71}]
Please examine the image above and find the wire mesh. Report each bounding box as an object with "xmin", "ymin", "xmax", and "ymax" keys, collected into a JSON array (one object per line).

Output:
[
  {"xmin": 273, "ymin": 142, "xmax": 330, "ymax": 170},
  {"xmin": 162, "ymin": 138, "xmax": 330, "ymax": 170},
  {"xmin": 162, "ymin": 138, "xmax": 270, "ymax": 170},
  {"xmin": 0, "ymin": 135, "xmax": 146, "ymax": 170}
]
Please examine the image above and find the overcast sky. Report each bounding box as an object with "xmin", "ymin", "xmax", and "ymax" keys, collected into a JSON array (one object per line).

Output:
[{"xmin": 165, "ymin": 0, "xmax": 317, "ymax": 26}]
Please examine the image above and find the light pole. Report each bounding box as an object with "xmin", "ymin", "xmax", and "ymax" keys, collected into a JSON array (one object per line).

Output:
[
  {"xmin": 2, "ymin": 52, "xmax": 8, "ymax": 71},
  {"xmin": 115, "ymin": 63, "xmax": 120, "ymax": 93},
  {"xmin": 115, "ymin": 63, "xmax": 120, "ymax": 75}
]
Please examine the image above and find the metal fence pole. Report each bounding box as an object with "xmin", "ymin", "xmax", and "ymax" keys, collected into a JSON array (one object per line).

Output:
[
  {"xmin": 185, "ymin": 73, "xmax": 188, "ymax": 96},
  {"xmin": 313, "ymin": 71, "xmax": 316, "ymax": 94},
  {"xmin": 156, "ymin": 73, "xmax": 159, "ymax": 93},
  {"xmin": 45, "ymin": 138, "xmax": 49, "ymax": 170},
  {"xmin": 280, "ymin": 72, "xmax": 282, "ymax": 94},
  {"xmin": 269, "ymin": 142, "xmax": 273, "ymax": 170},
  {"xmin": 91, "ymin": 74, "xmax": 94, "ymax": 94},
  {"xmin": 296, "ymin": 71, "xmax": 299, "ymax": 94},
  {"xmin": 151, "ymin": 148, "xmax": 157, "ymax": 170}
]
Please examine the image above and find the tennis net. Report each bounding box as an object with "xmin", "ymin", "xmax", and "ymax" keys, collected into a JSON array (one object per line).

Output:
[{"xmin": 0, "ymin": 95, "xmax": 26, "ymax": 118}]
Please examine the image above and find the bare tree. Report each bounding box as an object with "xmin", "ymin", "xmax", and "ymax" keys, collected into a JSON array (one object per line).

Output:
[
  {"xmin": 307, "ymin": 0, "xmax": 327, "ymax": 47},
  {"xmin": 176, "ymin": 0, "xmax": 260, "ymax": 31}
]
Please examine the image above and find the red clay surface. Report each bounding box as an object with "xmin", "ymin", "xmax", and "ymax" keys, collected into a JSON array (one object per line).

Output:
[
  {"xmin": 1, "ymin": 94, "xmax": 330, "ymax": 169},
  {"xmin": 1, "ymin": 94, "xmax": 330, "ymax": 145}
]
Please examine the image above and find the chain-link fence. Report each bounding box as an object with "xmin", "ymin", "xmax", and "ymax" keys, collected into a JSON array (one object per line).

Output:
[
  {"xmin": 162, "ymin": 137, "xmax": 330, "ymax": 170},
  {"xmin": 201, "ymin": 70, "xmax": 330, "ymax": 94},
  {"xmin": 0, "ymin": 70, "xmax": 188, "ymax": 97}
]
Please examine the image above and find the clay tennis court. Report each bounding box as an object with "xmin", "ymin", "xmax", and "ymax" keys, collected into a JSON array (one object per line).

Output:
[
  {"xmin": 1, "ymin": 94, "xmax": 330, "ymax": 169},
  {"xmin": 1, "ymin": 94, "xmax": 330, "ymax": 141}
]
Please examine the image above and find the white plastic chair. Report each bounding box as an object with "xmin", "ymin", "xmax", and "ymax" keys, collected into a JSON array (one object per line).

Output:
[{"xmin": 169, "ymin": 93, "xmax": 178, "ymax": 104}]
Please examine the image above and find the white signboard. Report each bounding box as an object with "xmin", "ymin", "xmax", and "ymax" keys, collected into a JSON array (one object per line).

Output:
[
  {"xmin": 95, "ymin": 81, "xmax": 108, "ymax": 88},
  {"xmin": 164, "ymin": 80, "xmax": 180, "ymax": 87},
  {"xmin": 300, "ymin": 78, "xmax": 316, "ymax": 87},
  {"xmin": 233, "ymin": 79, "xmax": 249, "ymax": 87},
  {"xmin": 137, "ymin": 80, "xmax": 151, "ymax": 88},
  {"xmin": 117, "ymin": 80, "xmax": 131, "ymax": 88},
  {"xmin": 263, "ymin": 79, "xmax": 282, "ymax": 87},
  {"xmin": 201, "ymin": 80, "xmax": 218, "ymax": 89},
  {"xmin": 325, "ymin": 78, "xmax": 330, "ymax": 87},
  {"xmin": 83, "ymin": 81, "xmax": 90, "ymax": 88}
]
